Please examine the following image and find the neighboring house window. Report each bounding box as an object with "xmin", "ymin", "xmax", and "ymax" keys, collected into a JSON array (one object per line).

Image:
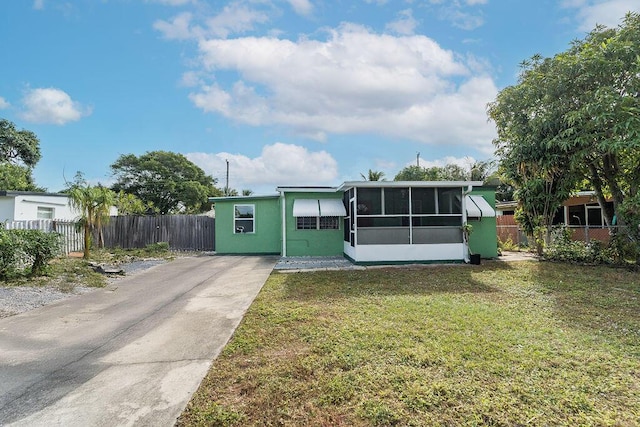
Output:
[
  {"xmin": 234, "ymin": 204, "xmax": 254, "ymax": 233},
  {"xmin": 296, "ymin": 216, "xmax": 340, "ymax": 230},
  {"xmin": 37, "ymin": 207, "xmax": 55, "ymax": 220}
]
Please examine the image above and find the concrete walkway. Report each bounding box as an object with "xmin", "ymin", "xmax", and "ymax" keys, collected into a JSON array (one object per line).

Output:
[{"xmin": 0, "ymin": 255, "xmax": 278, "ymax": 427}]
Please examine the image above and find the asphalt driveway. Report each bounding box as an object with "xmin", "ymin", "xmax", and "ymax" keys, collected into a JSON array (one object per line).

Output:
[{"xmin": 0, "ymin": 255, "xmax": 278, "ymax": 427}]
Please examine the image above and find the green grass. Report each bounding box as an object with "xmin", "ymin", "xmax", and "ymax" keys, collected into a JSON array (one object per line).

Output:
[{"xmin": 178, "ymin": 261, "xmax": 640, "ymax": 426}]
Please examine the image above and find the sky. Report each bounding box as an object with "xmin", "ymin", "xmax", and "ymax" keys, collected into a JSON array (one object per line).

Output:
[{"xmin": 1, "ymin": 0, "xmax": 639, "ymax": 195}]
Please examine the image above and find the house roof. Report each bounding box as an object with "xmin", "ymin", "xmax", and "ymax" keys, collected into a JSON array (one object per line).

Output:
[
  {"xmin": 338, "ymin": 180, "xmax": 484, "ymax": 191},
  {"xmin": 0, "ymin": 190, "xmax": 69, "ymax": 198},
  {"xmin": 209, "ymin": 194, "xmax": 280, "ymax": 202},
  {"xmin": 276, "ymin": 186, "xmax": 339, "ymax": 193}
]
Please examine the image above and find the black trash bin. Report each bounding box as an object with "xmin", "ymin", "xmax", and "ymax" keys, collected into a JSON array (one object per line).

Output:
[{"xmin": 469, "ymin": 254, "xmax": 481, "ymax": 265}]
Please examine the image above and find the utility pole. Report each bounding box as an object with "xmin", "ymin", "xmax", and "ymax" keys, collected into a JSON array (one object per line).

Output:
[
  {"xmin": 416, "ymin": 152, "xmax": 420, "ymax": 168},
  {"xmin": 225, "ymin": 159, "xmax": 229, "ymax": 196}
]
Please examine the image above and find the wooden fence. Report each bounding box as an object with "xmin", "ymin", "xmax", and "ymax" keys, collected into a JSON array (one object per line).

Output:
[
  {"xmin": 101, "ymin": 215, "xmax": 216, "ymax": 251},
  {"xmin": 3, "ymin": 215, "xmax": 216, "ymax": 254},
  {"xmin": 3, "ymin": 220, "xmax": 83, "ymax": 254}
]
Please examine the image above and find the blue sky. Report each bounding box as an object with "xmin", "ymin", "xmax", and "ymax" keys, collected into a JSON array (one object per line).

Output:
[{"xmin": 1, "ymin": 0, "xmax": 638, "ymax": 194}]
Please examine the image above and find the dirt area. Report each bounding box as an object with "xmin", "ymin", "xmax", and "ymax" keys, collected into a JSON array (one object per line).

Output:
[{"xmin": 494, "ymin": 251, "xmax": 539, "ymax": 262}]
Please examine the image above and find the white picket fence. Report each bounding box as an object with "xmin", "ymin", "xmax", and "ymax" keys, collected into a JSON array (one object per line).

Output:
[{"xmin": 2, "ymin": 220, "xmax": 83, "ymax": 254}]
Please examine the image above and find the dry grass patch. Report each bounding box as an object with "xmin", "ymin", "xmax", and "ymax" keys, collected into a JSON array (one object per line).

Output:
[{"xmin": 179, "ymin": 261, "xmax": 640, "ymax": 426}]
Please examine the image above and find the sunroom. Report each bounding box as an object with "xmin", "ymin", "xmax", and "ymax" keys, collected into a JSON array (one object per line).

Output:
[{"xmin": 339, "ymin": 181, "xmax": 490, "ymax": 263}]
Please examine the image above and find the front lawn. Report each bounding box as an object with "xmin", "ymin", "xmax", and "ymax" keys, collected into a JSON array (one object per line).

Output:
[{"xmin": 178, "ymin": 261, "xmax": 640, "ymax": 426}]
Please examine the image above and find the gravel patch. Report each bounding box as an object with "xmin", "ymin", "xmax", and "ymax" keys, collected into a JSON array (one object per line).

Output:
[
  {"xmin": 0, "ymin": 259, "xmax": 168, "ymax": 319},
  {"xmin": 0, "ymin": 285, "xmax": 95, "ymax": 319}
]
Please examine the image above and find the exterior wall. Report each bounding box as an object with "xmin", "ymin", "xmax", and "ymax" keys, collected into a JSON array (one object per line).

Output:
[
  {"xmin": 284, "ymin": 192, "xmax": 344, "ymax": 256},
  {"xmin": 214, "ymin": 197, "xmax": 281, "ymax": 254},
  {"xmin": 0, "ymin": 194, "xmax": 78, "ymax": 222},
  {"xmin": 13, "ymin": 194, "xmax": 77, "ymax": 221},
  {"xmin": 468, "ymin": 187, "xmax": 498, "ymax": 258},
  {"xmin": 0, "ymin": 197, "xmax": 16, "ymax": 222},
  {"xmin": 344, "ymin": 242, "xmax": 465, "ymax": 263}
]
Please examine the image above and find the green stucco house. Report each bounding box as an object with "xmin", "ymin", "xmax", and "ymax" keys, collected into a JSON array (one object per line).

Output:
[{"xmin": 210, "ymin": 181, "xmax": 497, "ymax": 264}]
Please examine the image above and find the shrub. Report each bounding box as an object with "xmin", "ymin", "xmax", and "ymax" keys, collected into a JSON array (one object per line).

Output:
[
  {"xmin": 544, "ymin": 226, "xmax": 618, "ymax": 265},
  {"xmin": 145, "ymin": 241, "xmax": 170, "ymax": 254},
  {"xmin": 17, "ymin": 229, "xmax": 63, "ymax": 276},
  {"xmin": 0, "ymin": 228, "xmax": 62, "ymax": 279}
]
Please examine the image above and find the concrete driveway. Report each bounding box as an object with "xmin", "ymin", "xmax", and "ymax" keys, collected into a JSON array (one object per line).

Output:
[{"xmin": 0, "ymin": 255, "xmax": 278, "ymax": 427}]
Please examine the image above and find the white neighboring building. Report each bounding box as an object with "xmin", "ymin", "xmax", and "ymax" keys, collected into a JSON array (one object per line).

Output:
[{"xmin": 0, "ymin": 191, "xmax": 79, "ymax": 222}]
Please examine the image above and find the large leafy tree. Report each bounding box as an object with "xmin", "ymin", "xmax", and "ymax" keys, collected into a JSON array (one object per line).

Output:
[
  {"xmin": 394, "ymin": 160, "xmax": 495, "ymax": 182},
  {"xmin": 0, "ymin": 119, "xmax": 42, "ymax": 191},
  {"xmin": 488, "ymin": 12, "xmax": 640, "ymax": 248},
  {"xmin": 111, "ymin": 151, "xmax": 222, "ymax": 214}
]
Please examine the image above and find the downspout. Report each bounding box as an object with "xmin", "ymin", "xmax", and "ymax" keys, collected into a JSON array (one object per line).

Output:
[
  {"xmin": 462, "ymin": 185, "xmax": 473, "ymax": 263},
  {"xmin": 280, "ymin": 191, "xmax": 287, "ymax": 257}
]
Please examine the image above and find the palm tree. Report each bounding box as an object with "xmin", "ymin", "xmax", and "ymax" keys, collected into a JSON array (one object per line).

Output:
[
  {"xmin": 360, "ymin": 169, "xmax": 386, "ymax": 181},
  {"xmin": 68, "ymin": 181, "xmax": 115, "ymax": 259}
]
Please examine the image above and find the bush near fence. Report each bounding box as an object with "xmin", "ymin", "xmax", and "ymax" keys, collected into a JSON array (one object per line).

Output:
[
  {"xmin": 3, "ymin": 220, "xmax": 82, "ymax": 254},
  {"xmin": 497, "ymin": 215, "xmax": 615, "ymax": 247}
]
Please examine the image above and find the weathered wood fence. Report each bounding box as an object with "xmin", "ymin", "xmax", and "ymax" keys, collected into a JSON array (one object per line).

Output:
[
  {"xmin": 3, "ymin": 215, "xmax": 216, "ymax": 253},
  {"xmin": 101, "ymin": 215, "xmax": 215, "ymax": 251},
  {"xmin": 3, "ymin": 220, "xmax": 83, "ymax": 254}
]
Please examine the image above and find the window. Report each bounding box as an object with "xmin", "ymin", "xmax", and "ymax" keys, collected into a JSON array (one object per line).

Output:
[
  {"xmin": 296, "ymin": 216, "xmax": 340, "ymax": 230},
  {"xmin": 384, "ymin": 188, "xmax": 409, "ymax": 214},
  {"xmin": 296, "ymin": 216, "xmax": 317, "ymax": 230},
  {"xmin": 37, "ymin": 207, "xmax": 54, "ymax": 219},
  {"xmin": 234, "ymin": 204, "xmax": 254, "ymax": 233},
  {"xmin": 357, "ymin": 188, "xmax": 382, "ymax": 215},
  {"xmin": 412, "ymin": 188, "xmax": 436, "ymax": 214},
  {"xmin": 319, "ymin": 216, "xmax": 339, "ymax": 230},
  {"xmin": 437, "ymin": 188, "xmax": 462, "ymax": 214}
]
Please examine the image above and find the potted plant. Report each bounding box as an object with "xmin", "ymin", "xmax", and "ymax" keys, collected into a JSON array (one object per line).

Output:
[{"xmin": 463, "ymin": 222, "xmax": 481, "ymax": 265}]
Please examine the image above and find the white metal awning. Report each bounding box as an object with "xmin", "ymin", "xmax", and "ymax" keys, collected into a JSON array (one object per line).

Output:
[
  {"xmin": 319, "ymin": 199, "xmax": 346, "ymax": 216},
  {"xmin": 465, "ymin": 195, "xmax": 496, "ymax": 218},
  {"xmin": 293, "ymin": 199, "xmax": 347, "ymax": 217},
  {"xmin": 293, "ymin": 199, "xmax": 320, "ymax": 217}
]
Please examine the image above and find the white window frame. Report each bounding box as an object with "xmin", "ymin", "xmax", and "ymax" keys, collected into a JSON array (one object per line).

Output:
[
  {"xmin": 37, "ymin": 206, "xmax": 55, "ymax": 220},
  {"xmin": 234, "ymin": 204, "xmax": 255, "ymax": 234},
  {"xmin": 296, "ymin": 216, "xmax": 340, "ymax": 230}
]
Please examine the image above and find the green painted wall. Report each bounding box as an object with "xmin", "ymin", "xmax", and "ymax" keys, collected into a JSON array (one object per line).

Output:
[
  {"xmin": 284, "ymin": 192, "xmax": 345, "ymax": 256},
  {"xmin": 214, "ymin": 197, "xmax": 282, "ymax": 254},
  {"xmin": 468, "ymin": 187, "xmax": 498, "ymax": 258}
]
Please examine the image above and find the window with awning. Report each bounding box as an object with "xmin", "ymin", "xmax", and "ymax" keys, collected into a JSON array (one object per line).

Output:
[
  {"xmin": 292, "ymin": 199, "xmax": 346, "ymax": 217},
  {"xmin": 465, "ymin": 195, "xmax": 496, "ymax": 218},
  {"xmin": 293, "ymin": 198, "xmax": 346, "ymax": 231}
]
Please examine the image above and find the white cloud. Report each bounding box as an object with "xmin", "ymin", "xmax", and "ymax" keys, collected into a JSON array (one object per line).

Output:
[
  {"xmin": 0, "ymin": 97, "xmax": 9, "ymax": 109},
  {"xmin": 154, "ymin": 12, "xmax": 200, "ymax": 40},
  {"xmin": 33, "ymin": 0, "xmax": 44, "ymax": 10},
  {"xmin": 564, "ymin": 0, "xmax": 639, "ymax": 31},
  {"xmin": 286, "ymin": 0, "xmax": 313, "ymax": 16},
  {"xmin": 440, "ymin": 7, "xmax": 484, "ymax": 30},
  {"xmin": 188, "ymin": 23, "xmax": 497, "ymax": 151},
  {"xmin": 154, "ymin": 3, "xmax": 270, "ymax": 40},
  {"xmin": 19, "ymin": 88, "xmax": 91, "ymax": 125},
  {"xmin": 386, "ymin": 9, "xmax": 418, "ymax": 35},
  {"xmin": 186, "ymin": 143, "xmax": 339, "ymax": 192}
]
